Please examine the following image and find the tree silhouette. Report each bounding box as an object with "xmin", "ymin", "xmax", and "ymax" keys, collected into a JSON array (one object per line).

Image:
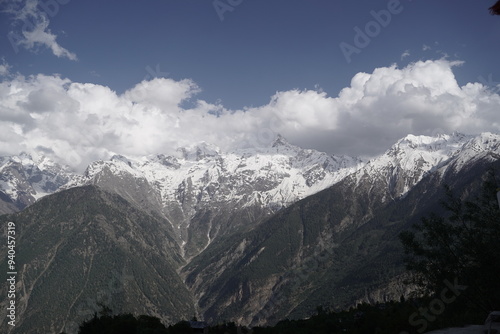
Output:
[
  {"xmin": 400, "ymin": 178, "xmax": 500, "ymax": 313},
  {"xmin": 490, "ymin": 1, "xmax": 500, "ymax": 15},
  {"xmin": 78, "ymin": 312, "xmax": 168, "ymax": 334}
]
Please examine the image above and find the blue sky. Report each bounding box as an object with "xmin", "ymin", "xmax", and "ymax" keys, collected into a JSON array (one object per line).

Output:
[
  {"xmin": 1, "ymin": 0, "xmax": 500, "ymax": 169},
  {"xmin": 2, "ymin": 0, "xmax": 499, "ymax": 108}
]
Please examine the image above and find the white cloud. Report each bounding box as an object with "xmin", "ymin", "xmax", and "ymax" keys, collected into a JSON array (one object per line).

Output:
[
  {"xmin": 401, "ymin": 50, "xmax": 410, "ymax": 60},
  {"xmin": 0, "ymin": 59, "xmax": 11, "ymax": 77},
  {"xmin": 0, "ymin": 59, "xmax": 499, "ymax": 171},
  {"xmin": 4, "ymin": 0, "xmax": 77, "ymax": 60}
]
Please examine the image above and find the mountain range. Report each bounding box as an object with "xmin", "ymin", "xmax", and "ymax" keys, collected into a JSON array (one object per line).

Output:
[
  {"xmin": 1, "ymin": 132, "xmax": 499, "ymax": 333},
  {"xmin": 1, "ymin": 136, "xmax": 363, "ymax": 259}
]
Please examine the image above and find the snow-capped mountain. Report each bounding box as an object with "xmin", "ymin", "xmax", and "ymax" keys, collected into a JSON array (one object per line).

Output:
[
  {"xmin": 444, "ymin": 132, "xmax": 500, "ymax": 172},
  {"xmin": 181, "ymin": 133, "xmax": 500, "ymax": 328},
  {"xmin": 0, "ymin": 135, "xmax": 364, "ymax": 255},
  {"xmin": 62, "ymin": 136, "xmax": 365, "ymax": 257},
  {"xmin": 350, "ymin": 132, "xmax": 474, "ymax": 201},
  {"xmin": 312, "ymin": 132, "xmax": 500, "ymax": 233},
  {"xmin": 1, "ymin": 133, "xmax": 499, "ymax": 256},
  {"xmin": 3, "ymin": 132, "xmax": 500, "ymax": 333},
  {"xmin": 364, "ymin": 132, "xmax": 500, "ymax": 197},
  {"xmin": 70, "ymin": 135, "xmax": 363, "ymax": 210},
  {"xmin": 2, "ymin": 132, "xmax": 499, "ymax": 217},
  {"xmin": 0, "ymin": 153, "xmax": 77, "ymax": 212}
]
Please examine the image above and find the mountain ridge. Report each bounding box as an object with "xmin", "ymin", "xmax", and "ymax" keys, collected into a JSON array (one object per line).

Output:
[
  {"xmin": 2, "ymin": 132, "xmax": 498, "ymax": 257},
  {"xmin": 180, "ymin": 133, "xmax": 500, "ymax": 326},
  {"xmin": 1, "ymin": 135, "xmax": 366, "ymax": 258},
  {"xmin": 3, "ymin": 132, "xmax": 492, "ymax": 212},
  {"xmin": 1, "ymin": 132, "xmax": 500, "ymax": 333}
]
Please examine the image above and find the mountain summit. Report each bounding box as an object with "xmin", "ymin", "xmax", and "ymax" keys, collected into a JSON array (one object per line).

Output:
[{"xmin": 271, "ymin": 134, "xmax": 291, "ymax": 148}]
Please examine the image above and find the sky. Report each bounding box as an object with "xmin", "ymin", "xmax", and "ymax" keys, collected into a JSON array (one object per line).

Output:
[{"xmin": 0, "ymin": 0, "xmax": 500, "ymax": 171}]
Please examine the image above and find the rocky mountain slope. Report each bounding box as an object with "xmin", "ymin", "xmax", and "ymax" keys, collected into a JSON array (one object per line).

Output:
[
  {"xmin": 1, "ymin": 132, "xmax": 499, "ymax": 333},
  {"xmin": 181, "ymin": 132, "xmax": 500, "ymax": 326},
  {"xmin": 1, "ymin": 136, "xmax": 364, "ymax": 258},
  {"xmin": 0, "ymin": 186, "xmax": 195, "ymax": 334}
]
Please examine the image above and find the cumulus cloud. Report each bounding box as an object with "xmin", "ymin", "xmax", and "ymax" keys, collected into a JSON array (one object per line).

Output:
[
  {"xmin": 4, "ymin": 0, "xmax": 77, "ymax": 60},
  {"xmin": 0, "ymin": 59, "xmax": 499, "ymax": 171}
]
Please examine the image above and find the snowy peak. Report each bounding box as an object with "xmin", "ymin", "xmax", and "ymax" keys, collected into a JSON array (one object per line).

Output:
[
  {"xmin": 54, "ymin": 138, "xmax": 365, "ymax": 256},
  {"xmin": 443, "ymin": 132, "xmax": 500, "ymax": 172},
  {"xmin": 461, "ymin": 132, "xmax": 500, "ymax": 153},
  {"xmin": 0, "ymin": 153, "xmax": 76, "ymax": 210},
  {"xmin": 77, "ymin": 138, "xmax": 365, "ymax": 209},
  {"xmin": 2, "ymin": 132, "xmax": 500, "ymax": 256},
  {"xmin": 389, "ymin": 132, "xmax": 468, "ymax": 158},
  {"xmin": 358, "ymin": 132, "xmax": 500, "ymax": 199},
  {"xmin": 1, "ymin": 132, "xmax": 500, "ymax": 218},
  {"xmin": 368, "ymin": 132, "xmax": 470, "ymax": 172},
  {"xmin": 271, "ymin": 134, "xmax": 292, "ymax": 148}
]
